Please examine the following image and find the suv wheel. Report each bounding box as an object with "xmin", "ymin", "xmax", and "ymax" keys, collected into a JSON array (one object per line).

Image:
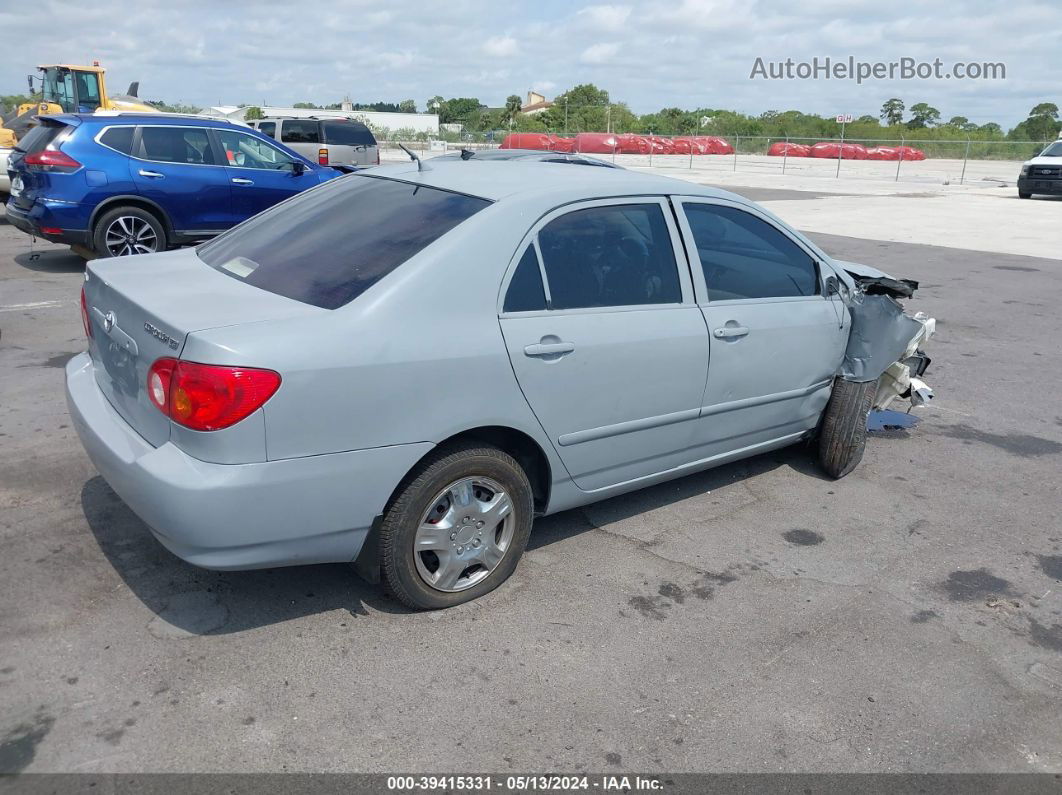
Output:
[
  {"xmin": 93, "ymin": 207, "xmax": 166, "ymax": 258},
  {"xmin": 380, "ymin": 443, "xmax": 533, "ymax": 610}
]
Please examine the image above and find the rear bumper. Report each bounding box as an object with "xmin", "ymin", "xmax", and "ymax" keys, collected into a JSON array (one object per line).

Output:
[
  {"xmin": 1017, "ymin": 175, "xmax": 1062, "ymax": 195},
  {"xmin": 4, "ymin": 198, "xmax": 89, "ymax": 245},
  {"xmin": 66, "ymin": 353, "xmax": 433, "ymax": 570}
]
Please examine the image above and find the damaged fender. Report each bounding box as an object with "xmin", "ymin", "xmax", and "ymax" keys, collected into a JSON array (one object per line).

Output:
[{"xmin": 827, "ymin": 259, "xmax": 936, "ymax": 410}]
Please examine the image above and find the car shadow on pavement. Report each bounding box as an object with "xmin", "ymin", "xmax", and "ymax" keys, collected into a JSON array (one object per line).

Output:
[
  {"xmin": 79, "ymin": 444, "xmax": 829, "ymax": 634},
  {"xmin": 80, "ymin": 476, "xmax": 414, "ymax": 635},
  {"xmin": 14, "ymin": 249, "xmax": 85, "ymax": 273},
  {"xmin": 528, "ymin": 443, "xmax": 829, "ymax": 551}
]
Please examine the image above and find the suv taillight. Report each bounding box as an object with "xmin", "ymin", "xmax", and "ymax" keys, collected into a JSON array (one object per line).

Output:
[
  {"xmin": 318, "ymin": 148, "xmax": 329, "ymax": 165},
  {"xmin": 80, "ymin": 287, "xmax": 93, "ymax": 339},
  {"xmin": 147, "ymin": 358, "xmax": 281, "ymax": 431},
  {"xmin": 24, "ymin": 149, "xmax": 82, "ymax": 172}
]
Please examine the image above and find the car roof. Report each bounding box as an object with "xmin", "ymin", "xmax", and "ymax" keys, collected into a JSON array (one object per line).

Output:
[
  {"xmin": 44, "ymin": 112, "xmax": 239, "ymax": 128},
  {"xmin": 365, "ymin": 157, "xmax": 749, "ymax": 205}
]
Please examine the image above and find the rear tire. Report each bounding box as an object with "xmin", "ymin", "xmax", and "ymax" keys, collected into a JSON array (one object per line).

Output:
[
  {"xmin": 1018, "ymin": 191, "xmax": 1032, "ymax": 199},
  {"xmin": 380, "ymin": 443, "xmax": 533, "ymax": 610},
  {"xmin": 92, "ymin": 206, "xmax": 166, "ymax": 258},
  {"xmin": 817, "ymin": 377, "xmax": 877, "ymax": 479}
]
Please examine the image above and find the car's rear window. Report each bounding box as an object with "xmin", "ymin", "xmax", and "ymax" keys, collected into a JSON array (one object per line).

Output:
[
  {"xmin": 16, "ymin": 122, "xmax": 66, "ymax": 154},
  {"xmin": 322, "ymin": 121, "xmax": 376, "ymax": 147},
  {"xmin": 197, "ymin": 175, "xmax": 491, "ymax": 309}
]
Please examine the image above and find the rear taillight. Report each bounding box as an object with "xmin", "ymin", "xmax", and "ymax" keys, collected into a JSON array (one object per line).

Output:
[
  {"xmin": 24, "ymin": 149, "xmax": 82, "ymax": 172},
  {"xmin": 318, "ymin": 148, "xmax": 329, "ymax": 165},
  {"xmin": 147, "ymin": 358, "xmax": 281, "ymax": 431},
  {"xmin": 80, "ymin": 287, "xmax": 93, "ymax": 339}
]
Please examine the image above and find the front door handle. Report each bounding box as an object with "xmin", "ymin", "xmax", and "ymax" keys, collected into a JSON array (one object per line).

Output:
[
  {"xmin": 524, "ymin": 341, "xmax": 575, "ymax": 357},
  {"xmin": 231, "ymin": 178, "xmax": 254, "ymax": 185},
  {"xmin": 713, "ymin": 326, "xmax": 749, "ymax": 339},
  {"xmin": 138, "ymin": 169, "xmax": 164, "ymax": 178}
]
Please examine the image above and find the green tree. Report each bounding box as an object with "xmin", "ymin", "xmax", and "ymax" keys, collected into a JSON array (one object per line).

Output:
[
  {"xmin": 880, "ymin": 98, "xmax": 904, "ymax": 126},
  {"xmin": 947, "ymin": 115, "xmax": 969, "ymax": 127},
  {"xmin": 1023, "ymin": 102, "xmax": 1060, "ymax": 140},
  {"xmin": 504, "ymin": 94, "xmax": 522, "ymax": 123},
  {"xmin": 244, "ymin": 106, "xmax": 264, "ymax": 120},
  {"xmin": 856, "ymin": 114, "xmax": 878, "ymax": 125},
  {"xmin": 979, "ymin": 122, "xmax": 1003, "ymax": 136},
  {"xmin": 540, "ymin": 84, "xmax": 610, "ymax": 132},
  {"xmin": 907, "ymin": 102, "xmax": 940, "ymax": 128},
  {"xmin": 398, "ymin": 99, "xmax": 416, "ymax": 114},
  {"xmin": 293, "ymin": 101, "xmax": 319, "ymax": 109}
]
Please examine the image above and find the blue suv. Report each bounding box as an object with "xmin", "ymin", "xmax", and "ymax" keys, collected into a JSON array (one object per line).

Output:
[{"xmin": 5, "ymin": 113, "xmax": 340, "ymax": 257}]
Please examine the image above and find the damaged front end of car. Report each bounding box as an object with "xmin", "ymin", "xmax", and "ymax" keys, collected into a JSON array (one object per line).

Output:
[{"xmin": 831, "ymin": 259, "xmax": 936, "ymax": 413}]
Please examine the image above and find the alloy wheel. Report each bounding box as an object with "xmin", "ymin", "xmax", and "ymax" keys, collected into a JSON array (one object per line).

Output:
[{"xmin": 103, "ymin": 216, "xmax": 159, "ymax": 257}]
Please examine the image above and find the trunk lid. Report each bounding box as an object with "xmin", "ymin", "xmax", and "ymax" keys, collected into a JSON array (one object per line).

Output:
[{"xmin": 85, "ymin": 247, "xmax": 319, "ymax": 446}]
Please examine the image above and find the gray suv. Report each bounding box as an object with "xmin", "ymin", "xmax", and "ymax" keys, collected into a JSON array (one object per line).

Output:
[{"xmin": 249, "ymin": 116, "xmax": 379, "ymax": 167}]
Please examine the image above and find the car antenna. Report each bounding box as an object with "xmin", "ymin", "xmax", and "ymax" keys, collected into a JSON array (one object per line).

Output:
[
  {"xmin": 398, "ymin": 143, "xmax": 430, "ymax": 172},
  {"xmin": 460, "ymin": 148, "xmax": 475, "ymax": 160}
]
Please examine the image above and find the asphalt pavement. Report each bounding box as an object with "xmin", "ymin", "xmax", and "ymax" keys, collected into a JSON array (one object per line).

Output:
[{"xmin": 1, "ymin": 199, "xmax": 1060, "ymax": 774}]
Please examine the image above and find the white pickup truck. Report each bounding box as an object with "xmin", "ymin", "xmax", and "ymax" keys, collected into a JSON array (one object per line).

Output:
[{"xmin": 1017, "ymin": 138, "xmax": 1062, "ymax": 199}]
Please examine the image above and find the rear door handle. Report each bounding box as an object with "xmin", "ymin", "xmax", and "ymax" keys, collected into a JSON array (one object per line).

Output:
[
  {"xmin": 231, "ymin": 178, "xmax": 254, "ymax": 185},
  {"xmin": 713, "ymin": 326, "xmax": 749, "ymax": 339},
  {"xmin": 524, "ymin": 341, "xmax": 575, "ymax": 357},
  {"xmin": 138, "ymin": 169, "xmax": 164, "ymax": 178}
]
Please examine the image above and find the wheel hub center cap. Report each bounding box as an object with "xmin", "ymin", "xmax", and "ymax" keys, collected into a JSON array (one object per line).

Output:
[{"xmin": 455, "ymin": 523, "xmax": 478, "ymax": 546}]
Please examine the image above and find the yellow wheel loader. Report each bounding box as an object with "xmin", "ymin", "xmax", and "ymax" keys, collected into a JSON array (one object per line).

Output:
[
  {"xmin": 2, "ymin": 62, "xmax": 157, "ymax": 143},
  {"xmin": 1, "ymin": 62, "xmax": 157, "ymax": 193}
]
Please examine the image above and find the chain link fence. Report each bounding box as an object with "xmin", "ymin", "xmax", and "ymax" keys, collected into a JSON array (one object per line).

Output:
[{"xmin": 374, "ymin": 126, "xmax": 1050, "ymax": 186}]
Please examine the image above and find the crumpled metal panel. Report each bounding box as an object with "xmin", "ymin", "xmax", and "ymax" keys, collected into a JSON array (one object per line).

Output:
[{"xmin": 842, "ymin": 293, "xmax": 927, "ymax": 382}]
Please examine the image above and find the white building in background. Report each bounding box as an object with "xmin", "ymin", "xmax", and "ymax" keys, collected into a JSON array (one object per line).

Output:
[{"xmin": 203, "ymin": 105, "xmax": 440, "ymax": 134}]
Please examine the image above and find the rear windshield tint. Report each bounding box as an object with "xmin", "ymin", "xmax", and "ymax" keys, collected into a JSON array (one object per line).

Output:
[
  {"xmin": 16, "ymin": 123, "xmax": 66, "ymax": 154},
  {"xmin": 322, "ymin": 121, "xmax": 376, "ymax": 147},
  {"xmin": 197, "ymin": 176, "xmax": 491, "ymax": 309}
]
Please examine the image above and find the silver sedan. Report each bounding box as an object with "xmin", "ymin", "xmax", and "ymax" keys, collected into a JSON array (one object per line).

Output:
[{"xmin": 66, "ymin": 153, "xmax": 934, "ymax": 609}]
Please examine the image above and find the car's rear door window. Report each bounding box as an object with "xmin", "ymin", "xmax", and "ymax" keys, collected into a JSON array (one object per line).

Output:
[
  {"xmin": 257, "ymin": 121, "xmax": 276, "ymax": 138},
  {"xmin": 138, "ymin": 126, "xmax": 215, "ymax": 164},
  {"xmin": 198, "ymin": 175, "xmax": 491, "ymax": 309},
  {"xmin": 280, "ymin": 120, "xmax": 320, "ymax": 144},
  {"xmin": 536, "ymin": 203, "xmax": 682, "ymax": 310}
]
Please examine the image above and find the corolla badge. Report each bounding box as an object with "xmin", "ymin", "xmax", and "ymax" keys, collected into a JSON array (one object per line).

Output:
[
  {"xmin": 103, "ymin": 311, "xmax": 116, "ymax": 333},
  {"xmin": 144, "ymin": 322, "xmax": 180, "ymax": 350}
]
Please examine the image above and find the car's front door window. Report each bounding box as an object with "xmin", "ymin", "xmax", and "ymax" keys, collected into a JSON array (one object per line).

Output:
[
  {"xmin": 683, "ymin": 203, "xmax": 819, "ymax": 301},
  {"xmin": 215, "ymin": 129, "xmax": 296, "ymax": 170}
]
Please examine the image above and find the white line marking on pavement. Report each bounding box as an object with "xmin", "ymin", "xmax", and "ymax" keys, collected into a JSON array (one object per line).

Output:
[{"xmin": 0, "ymin": 300, "xmax": 72, "ymax": 312}]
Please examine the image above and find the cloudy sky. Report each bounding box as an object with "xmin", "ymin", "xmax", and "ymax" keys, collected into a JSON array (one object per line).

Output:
[{"xmin": 1, "ymin": 0, "xmax": 1057, "ymax": 128}]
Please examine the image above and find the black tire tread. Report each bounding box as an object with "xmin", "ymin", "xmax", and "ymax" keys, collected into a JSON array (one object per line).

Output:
[
  {"xmin": 379, "ymin": 442, "xmax": 532, "ymax": 610},
  {"xmin": 818, "ymin": 377, "xmax": 877, "ymax": 479}
]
